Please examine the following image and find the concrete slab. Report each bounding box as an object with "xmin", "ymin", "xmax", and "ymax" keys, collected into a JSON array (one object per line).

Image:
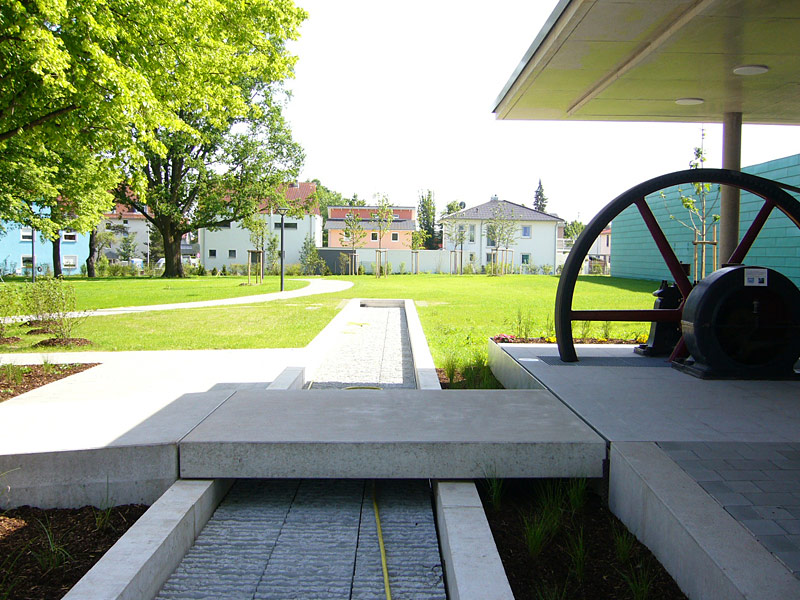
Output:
[
  {"xmin": 434, "ymin": 481, "xmax": 514, "ymax": 600},
  {"xmin": 492, "ymin": 343, "xmax": 800, "ymax": 443},
  {"xmin": 179, "ymin": 389, "xmax": 606, "ymax": 479},
  {"xmin": 610, "ymin": 442, "xmax": 800, "ymax": 600}
]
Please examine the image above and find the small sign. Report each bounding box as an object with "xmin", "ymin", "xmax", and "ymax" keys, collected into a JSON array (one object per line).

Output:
[{"xmin": 744, "ymin": 267, "xmax": 768, "ymax": 287}]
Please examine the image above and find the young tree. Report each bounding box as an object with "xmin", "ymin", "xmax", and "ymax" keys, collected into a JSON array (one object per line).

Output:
[
  {"xmin": 417, "ymin": 190, "xmax": 437, "ymax": 249},
  {"xmin": 533, "ymin": 180, "xmax": 548, "ymax": 212},
  {"xmin": 564, "ymin": 220, "xmax": 585, "ymax": 240},
  {"xmin": 372, "ymin": 194, "xmax": 394, "ymax": 276},
  {"xmin": 118, "ymin": 235, "xmax": 139, "ymax": 262},
  {"xmin": 86, "ymin": 226, "xmax": 122, "ymax": 277},
  {"xmin": 242, "ymin": 212, "xmax": 277, "ymax": 279},
  {"xmin": 299, "ymin": 235, "xmax": 324, "ymax": 275},
  {"xmin": 486, "ymin": 203, "xmax": 518, "ymax": 274},
  {"xmin": 340, "ymin": 210, "xmax": 366, "ymax": 274},
  {"xmin": 442, "ymin": 219, "xmax": 467, "ymax": 274}
]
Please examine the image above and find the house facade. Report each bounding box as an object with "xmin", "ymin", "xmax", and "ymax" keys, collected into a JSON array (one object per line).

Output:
[
  {"xmin": 99, "ymin": 203, "xmax": 151, "ymax": 262},
  {"xmin": 197, "ymin": 182, "xmax": 322, "ymax": 270},
  {"xmin": 440, "ymin": 198, "xmax": 564, "ymax": 271},
  {"xmin": 325, "ymin": 205, "xmax": 416, "ymax": 250},
  {"xmin": 0, "ymin": 225, "xmax": 89, "ymax": 276}
]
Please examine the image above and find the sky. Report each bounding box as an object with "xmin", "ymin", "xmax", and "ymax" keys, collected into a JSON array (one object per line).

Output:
[{"xmin": 284, "ymin": 1, "xmax": 800, "ymax": 223}]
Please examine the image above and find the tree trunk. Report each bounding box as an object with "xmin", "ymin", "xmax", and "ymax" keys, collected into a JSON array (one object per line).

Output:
[
  {"xmin": 86, "ymin": 227, "xmax": 97, "ymax": 277},
  {"xmin": 52, "ymin": 235, "xmax": 62, "ymax": 277},
  {"xmin": 162, "ymin": 231, "xmax": 185, "ymax": 278}
]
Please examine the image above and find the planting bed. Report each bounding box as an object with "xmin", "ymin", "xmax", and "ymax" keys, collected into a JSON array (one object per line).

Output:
[
  {"xmin": 0, "ymin": 364, "xmax": 96, "ymax": 404},
  {"xmin": 0, "ymin": 505, "xmax": 148, "ymax": 600},
  {"xmin": 478, "ymin": 479, "xmax": 687, "ymax": 600}
]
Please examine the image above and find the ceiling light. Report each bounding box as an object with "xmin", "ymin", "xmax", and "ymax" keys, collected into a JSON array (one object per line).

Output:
[
  {"xmin": 675, "ymin": 97, "xmax": 704, "ymax": 105},
  {"xmin": 733, "ymin": 64, "xmax": 769, "ymax": 76}
]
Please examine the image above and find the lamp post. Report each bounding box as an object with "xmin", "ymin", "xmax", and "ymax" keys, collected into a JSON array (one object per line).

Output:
[{"xmin": 275, "ymin": 206, "xmax": 289, "ymax": 291}]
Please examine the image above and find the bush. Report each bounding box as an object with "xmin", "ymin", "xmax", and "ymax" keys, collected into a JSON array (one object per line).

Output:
[
  {"xmin": 220, "ymin": 265, "xmax": 227, "ymax": 276},
  {"xmin": 0, "ymin": 285, "xmax": 23, "ymax": 337},
  {"xmin": 25, "ymin": 278, "xmax": 84, "ymax": 338},
  {"xmin": 398, "ymin": 262, "xmax": 406, "ymax": 274},
  {"xmin": 285, "ymin": 263, "xmax": 302, "ymax": 276},
  {"xmin": 196, "ymin": 264, "xmax": 207, "ymax": 276},
  {"xmin": 541, "ymin": 264, "xmax": 553, "ymax": 275},
  {"xmin": 357, "ymin": 264, "xmax": 365, "ymax": 275}
]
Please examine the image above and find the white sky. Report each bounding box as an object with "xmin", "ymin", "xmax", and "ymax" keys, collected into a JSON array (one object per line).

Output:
[{"xmin": 285, "ymin": 1, "xmax": 800, "ymax": 222}]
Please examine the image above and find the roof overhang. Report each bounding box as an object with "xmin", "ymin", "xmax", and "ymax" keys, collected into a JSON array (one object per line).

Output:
[{"xmin": 494, "ymin": 0, "xmax": 800, "ymax": 124}]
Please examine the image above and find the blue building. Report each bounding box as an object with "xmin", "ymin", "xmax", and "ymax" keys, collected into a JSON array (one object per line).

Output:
[
  {"xmin": 611, "ymin": 154, "xmax": 800, "ymax": 288},
  {"xmin": 0, "ymin": 225, "xmax": 90, "ymax": 277}
]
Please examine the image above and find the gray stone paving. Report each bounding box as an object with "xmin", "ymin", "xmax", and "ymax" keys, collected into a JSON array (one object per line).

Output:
[
  {"xmin": 156, "ymin": 479, "xmax": 445, "ymax": 600},
  {"xmin": 659, "ymin": 441, "xmax": 800, "ymax": 578},
  {"xmin": 310, "ymin": 306, "xmax": 415, "ymax": 389}
]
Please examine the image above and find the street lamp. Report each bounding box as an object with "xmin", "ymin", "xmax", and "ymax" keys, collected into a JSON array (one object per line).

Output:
[{"xmin": 275, "ymin": 206, "xmax": 289, "ymax": 291}]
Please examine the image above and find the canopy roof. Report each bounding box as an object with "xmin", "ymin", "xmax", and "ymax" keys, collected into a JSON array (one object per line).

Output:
[{"xmin": 494, "ymin": 0, "xmax": 800, "ymax": 124}]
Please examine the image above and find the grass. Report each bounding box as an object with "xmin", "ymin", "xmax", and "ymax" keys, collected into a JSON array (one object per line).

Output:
[
  {"xmin": 0, "ymin": 274, "xmax": 658, "ymax": 359},
  {"xmin": 0, "ymin": 276, "xmax": 308, "ymax": 310}
]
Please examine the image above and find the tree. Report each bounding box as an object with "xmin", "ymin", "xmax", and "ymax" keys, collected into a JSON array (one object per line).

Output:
[
  {"xmin": 299, "ymin": 235, "xmax": 324, "ymax": 275},
  {"xmin": 311, "ymin": 179, "xmax": 344, "ymax": 246},
  {"xmin": 2, "ymin": 0, "xmax": 308, "ymax": 236},
  {"xmin": 564, "ymin": 220, "xmax": 585, "ymax": 240},
  {"xmin": 534, "ymin": 180, "xmax": 548, "ymax": 212},
  {"xmin": 372, "ymin": 194, "xmax": 394, "ymax": 276},
  {"xmin": 118, "ymin": 235, "xmax": 139, "ymax": 262},
  {"xmin": 486, "ymin": 203, "xmax": 518, "ymax": 274},
  {"xmin": 443, "ymin": 201, "xmax": 462, "ymax": 216},
  {"xmin": 147, "ymin": 224, "xmax": 165, "ymax": 265},
  {"xmin": 86, "ymin": 226, "xmax": 122, "ymax": 277},
  {"xmin": 441, "ymin": 219, "xmax": 467, "ymax": 274},
  {"xmin": 417, "ymin": 190, "xmax": 437, "ymax": 249},
  {"xmin": 341, "ymin": 210, "xmax": 367, "ymax": 252},
  {"xmin": 242, "ymin": 212, "xmax": 278, "ymax": 280}
]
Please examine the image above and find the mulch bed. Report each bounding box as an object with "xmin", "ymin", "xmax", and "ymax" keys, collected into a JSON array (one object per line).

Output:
[
  {"xmin": 0, "ymin": 364, "xmax": 97, "ymax": 404},
  {"xmin": 0, "ymin": 505, "xmax": 148, "ymax": 600},
  {"xmin": 32, "ymin": 338, "xmax": 92, "ymax": 348},
  {"xmin": 492, "ymin": 335, "xmax": 641, "ymax": 344},
  {"xmin": 478, "ymin": 479, "xmax": 687, "ymax": 600},
  {"xmin": 0, "ymin": 337, "xmax": 22, "ymax": 345}
]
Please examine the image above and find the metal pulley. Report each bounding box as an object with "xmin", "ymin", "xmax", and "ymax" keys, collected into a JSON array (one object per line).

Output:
[{"xmin": 676, "ymin": 265, "xmax": 800, "ymax": 378}]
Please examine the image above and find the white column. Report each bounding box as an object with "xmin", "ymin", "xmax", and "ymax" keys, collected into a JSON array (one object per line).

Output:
[{"xmin": 720, "ymin": 112, "xmax": 742, "ymax": 264}]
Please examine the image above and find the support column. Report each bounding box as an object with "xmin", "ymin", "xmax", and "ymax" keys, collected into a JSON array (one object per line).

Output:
[{"xmin": 719, "ymin": 112, "xmax": 742, "ymax": 264}]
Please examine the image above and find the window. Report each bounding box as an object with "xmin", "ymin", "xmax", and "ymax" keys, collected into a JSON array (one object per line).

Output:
[
  {"xmin": 469, "ymin": 253, "xmax": 476, "ymax": 262},
  {"xmin": 469, "ymin": 224, "xmax": 475, "ymax": 243},
  {"xmin": 20, "ymin": 228, "xmax": 32, "ymax": 242},
  {"xmin": 209, "ymin": 249, "xmax": 217, "ymax": 258},
  {"xmin": 487, "ymin": 234, "xmax": 495, "ymax": 247},
  {"xmin": 228, "ymin": 249, "xmax": 236, "ymax": 258},
  {"xmin": 391, "ymin": 232, "xmax": 399, "ymax": 242},
  {"xmin": 123, "ymin": 219, "xmax": 129, "ymax": 225},
  {"xmin": 63, "ymin": 255, "xmax": 78, "ymax": 268},
  {"xmin": 521, "ymin": 225, "xmax": 532, "ymax": 238},
  {"xmin": 486, "ymin": 253, "xmax": 493, "ymax": 264},
  {"xmin": 371, "ymin": 232, "xmax": 378, "ymax": 241},
  {"xmin": 521, "ymin": 254, "xmax": 530, "ymax": 265},
  {"xmin": 219, "ymin": 221, "xmax": 231, "ymax": 228},
  {"xmin": 605, "ymin": 236, "xmax": 610, "ymax": 247},
  {"xmin": 274, "ymin": 222, "xmax": 298, "ymax": 230},
  {"xmin": 62, "ymin": 230, "xmax": 77, "ymax": 242},
  {"xmin": 21, "ymin": 255, "xmax": 33, "ymax": 267}
]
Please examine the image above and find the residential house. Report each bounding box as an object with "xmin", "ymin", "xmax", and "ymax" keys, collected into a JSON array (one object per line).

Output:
[
  {"xmin": 325, "ymin": 205, "xmax": 416, "ymax": 250},
  {"xmin": 197, "ymin": 181, "xmax": 322, "ymax": 270},
  {"xmin": 440, "ymin": 197, "xmax": 563, "ymax": 271},
  {"xmin": 0, "ymin": 224, "xmax": 89, "ymax": 276},
  {"xmin": 99, "ymin": 203, "xmax": 152, "ymax": 263},
  {"xmin": 586, "ymin": 226, "xmax": 611, "ymax": 274}
]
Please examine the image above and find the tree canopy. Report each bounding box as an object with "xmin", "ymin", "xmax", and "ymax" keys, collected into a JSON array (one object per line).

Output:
[{"xmin": 417, "ymin": 190, "xmax": 437, "ymax": 249}]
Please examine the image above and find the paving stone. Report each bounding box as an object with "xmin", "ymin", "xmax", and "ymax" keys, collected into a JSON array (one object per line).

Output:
[
  {"xmin": 755, "ymin": 506, "xmax": 795, "ymax": 520},
  {"xmin": 739, "ymin": 445, "xmax": 790, "ymax": 460},
  {"xmin": 775, "ymin": 551, "xmax": 800, "ymax": 574},
  {"xmin": 726, "ymin": 459, "xmax": 779, "ymax": 471},
  {"xmin": 778, "ymin": 520, "xmax": 800, "ymax": 535},
  {"xmin": 660, "ymin": 449, "xmax": 699, "ymax": 461},
  {"xmin": 683, "ymin": 466, "xmax": 722, "ymax": 481},
  {"xmin": 726, "ymin": 481, "xmax": 763, "ymax": 493},
  {"xmin": 699, "ymin": 480, "xmax": 733, "ymax": 495},
  {"xmin": 725, "ymin": 505, "xmax": 761, "ymax": 520},
  {"xmin": 771, "ymin": 459, "xmax": 800, "ymax": 470},
  {"xmin": 717, "ymin": 470, "xmax": 770, "ymax": 481},
  {"xmin": 756, "ymin": 481, "xmax": 800, "ymax": 493},
  {"xmin": 766, "ymin": 469, "xmax": 800, "ymax": 482},
  {"xmin": 756, "ymin": 534, "xmax": 800, "ymax": 553},
  {"xmin": 742, "ymin": 520, "xmax": 786, "ymax": 536},
  {"xmin": 744, "ymin": 492, "xmax": 799, "ymax": 506},
  {"xmin": 713, "ymin": 492, "xmax": 751, "ymax": 506}
]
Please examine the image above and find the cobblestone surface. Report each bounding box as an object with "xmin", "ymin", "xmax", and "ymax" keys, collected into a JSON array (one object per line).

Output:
[
  {"xmin": 310, "ymin": 306, "xmax": 415, "ymax": 389},
  {"xmin": 156, "ymin": 479, "xmax": 445, "ymax": 599},
  {"xmin": 659, "ymin": 441, "xmax": 800, "ymax": 578}
]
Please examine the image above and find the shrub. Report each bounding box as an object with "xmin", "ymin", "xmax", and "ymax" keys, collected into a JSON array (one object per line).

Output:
[
  {"xmin": 285, "ymin": 263, "xmax": 302, "ymax": 276},
  {"xmin": 0, "ymin": 285, "xmax": 23, "ymax": 337},
  {"xmin": 220, "ymin": 265, "xmax": 227, "ymax": 276},
  {"xmin": 196, "ymin": 264, "xmax": 207, "ymax": 276},
  {"xmin": 398, "ymin": 262, "xmax": 406, "ymax": 274},
  {"xmin": 211, "ymin": 267, "xmax": 218, "ymax": 276},
  {"xmin": 25, "ymin": 278, "xmax": 83, "ymax": 338},
  {"xmin": 541, "ymin": 264, "xmax": 553, "ymax": 275},
  {"xmin": 96, "ymin": 255, "xmax": 109, "ymax": 277}
]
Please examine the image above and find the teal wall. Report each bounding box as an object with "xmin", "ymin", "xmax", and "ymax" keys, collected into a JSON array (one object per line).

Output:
[{"xmin": 610, "ymin": 154, "xmax": 800, "ymax": 287}]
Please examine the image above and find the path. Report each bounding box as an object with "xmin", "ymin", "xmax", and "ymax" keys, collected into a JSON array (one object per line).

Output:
[{"xmin": 154, "ymin": 301, "xmax": 447, "ymax": 599}]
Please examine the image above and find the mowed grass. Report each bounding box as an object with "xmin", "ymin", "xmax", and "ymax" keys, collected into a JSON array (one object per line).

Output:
[
  {"xmin": 1, "ymin": 276, "xmax": 308, "ymax": 310},
  {"xmin": 0, "ymin": 274, "xmax": 658, "ymax": 357}
]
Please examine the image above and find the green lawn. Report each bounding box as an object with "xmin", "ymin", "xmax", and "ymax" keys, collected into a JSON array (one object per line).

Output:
[
  {"xmin": 0, "ymin": 274, "xmax": 658, "ymax": 361},
  {"xmin": 2, "ymin": 276, "xmax": 308, "ymax": 310}
]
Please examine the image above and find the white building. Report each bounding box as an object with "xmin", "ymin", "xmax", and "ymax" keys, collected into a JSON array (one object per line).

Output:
[
  {"xmin": 197, "ymin": 182, "xmax": 322, "ymax": 271},
  {"xmin": 441, "ymin": 197, "xmax": 564, "ymax": 272}
]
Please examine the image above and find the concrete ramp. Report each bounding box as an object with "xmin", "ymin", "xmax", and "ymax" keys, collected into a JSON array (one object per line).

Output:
[{"xmin": 179, "ymin": 388, "xmax": 605, "ymax": 479}]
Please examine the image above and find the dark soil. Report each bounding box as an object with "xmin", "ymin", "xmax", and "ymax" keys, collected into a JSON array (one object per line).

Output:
[
  {"xmin": 0, "ymin": 363, "xmax": 97, "ymax": 404},
  {"xmin": 478, "ymin": 479, "xmax": 687, "ymax": 600},
  {"xmin": 0, "ymin": 337, "xmax": 22, "ymax": 345},
  {"xmin": 26, "ymin": 329, "xmax": 54, "ymax": 336},
  {"xmin": 32, "ymin": 338, "xmax": 92, "ymax": 348},
  {"xmin": 0, "ymin": 505, "xmax": 148, "ymax": 599}
]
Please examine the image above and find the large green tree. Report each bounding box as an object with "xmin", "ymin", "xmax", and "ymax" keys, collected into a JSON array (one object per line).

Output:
[{"xmin": 533, "ymin": 179, "xmax": 548, "ymax": 212}]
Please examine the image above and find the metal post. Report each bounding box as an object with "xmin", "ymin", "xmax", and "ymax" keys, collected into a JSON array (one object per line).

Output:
[
  {"xmin": 279, "ymin": 212, "xmax": 285, "ymax": 291},
  {"xmin": 720, "ymin": 112, "xmax": 742, "ymax": 263},
  {"xmin": 31, "ymin": 227, "xmax": 36, "ymax": 283}
]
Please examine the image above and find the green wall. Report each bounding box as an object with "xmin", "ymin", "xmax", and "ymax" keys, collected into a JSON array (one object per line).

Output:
[{"xmin": 610, "ymin": 154, "xmax": 800, "ymax": 287}]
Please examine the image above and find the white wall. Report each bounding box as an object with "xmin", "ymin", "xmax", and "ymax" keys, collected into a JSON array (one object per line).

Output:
[{"xmin": 443, "ymin": 220, "xmax": 560, "ymax": 270}]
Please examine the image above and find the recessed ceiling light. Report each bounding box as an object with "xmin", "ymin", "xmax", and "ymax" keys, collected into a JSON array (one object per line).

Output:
[
  {"xmin": 733, "ymin": 64, "xmax": 769, "ymax": 76},
  {"xmin": 675, "ymin": 97, "xmax": 704, "ymax": 105}
]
